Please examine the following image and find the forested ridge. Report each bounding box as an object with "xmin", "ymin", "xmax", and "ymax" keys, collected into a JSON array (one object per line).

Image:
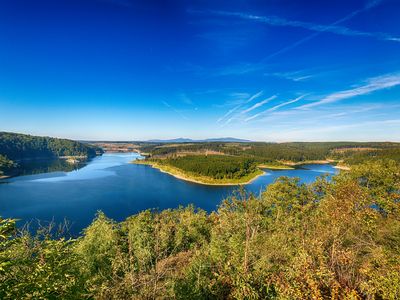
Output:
[
  {"xmin": 0, "ymin": 132, "xmax": 103, "ymax": 176},
  {"xmin": 0, "ymin": 132, "xmax": 102, "ymax": 160},
  {"xmin": 1, "ymin": 159, "xmax": 399, "ymax": 299},
  {"xmin": 138, "ymin": 141, "xmax": 400, "ymax": 164}
]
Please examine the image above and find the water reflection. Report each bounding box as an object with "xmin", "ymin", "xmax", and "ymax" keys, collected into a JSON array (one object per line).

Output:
[
  {"xmin": 13, "ymin": 158, "xmax": 87, "ymax": 176},
  {"xmin": 32, "ymin": 153, "xmax": 139, "ymax": 182}
]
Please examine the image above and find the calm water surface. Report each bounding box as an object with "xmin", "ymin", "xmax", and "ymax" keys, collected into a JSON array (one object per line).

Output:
[{"xmin": 0, "ymin": 153, "xmax": 338, "ymax": 234}]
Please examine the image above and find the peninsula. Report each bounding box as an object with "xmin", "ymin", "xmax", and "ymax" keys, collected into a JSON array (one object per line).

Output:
[{"xmin": 133, "ymin": 158, "xmax": 265, "ymax": 185}]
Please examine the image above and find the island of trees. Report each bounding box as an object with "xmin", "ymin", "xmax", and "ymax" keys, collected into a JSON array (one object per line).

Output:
[
  {"xmin": 1, "ymin": 158, "xmax": 399, "ymax": 299},
  {"xmin": 0, "ymin": 132, "xmax": 103, "ymax": 177}
]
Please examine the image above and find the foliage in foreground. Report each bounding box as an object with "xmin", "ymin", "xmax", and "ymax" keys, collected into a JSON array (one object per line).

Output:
[{"xmin": 0, "ymin": 159, "xmax": 399, "ymax": 299}]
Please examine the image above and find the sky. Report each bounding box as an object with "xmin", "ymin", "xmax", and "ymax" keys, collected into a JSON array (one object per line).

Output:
[{"xmin": 1, "ymin": 0, "xmax": 399, "ymax": 141}]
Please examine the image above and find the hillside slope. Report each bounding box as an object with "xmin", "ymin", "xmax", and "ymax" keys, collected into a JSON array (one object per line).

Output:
[{"xmin": 0, "ymin": 132, "xmax": 103, "ymax": 176}]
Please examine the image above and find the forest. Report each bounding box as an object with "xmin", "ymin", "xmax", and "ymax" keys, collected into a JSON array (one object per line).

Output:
[
  {"xmin": 334, "ymin": 148, "xmax": 400, "ymax": 165},
  {"xmin": 0, "ymin": 132, "xmax": 102, "ymax": 160},
  {"xmin": 138, "ymin": 141, "xmax": 400, "ymax": 164},
  {"xmin": 158, "ymin": 155, "xmax": 258, "ymax": 180},
  {"xmin": 136, "ymin": 141, "xmax": 400, "ymax": 184},
  {"xmin": 0, "ymin": 155, "xmax": 15, "ymax": 176},
  {"xmin": 0, "ymin": 132, "xmax": 103, "ymax": 176},
  {"xmin": 1, "ymin": 158, "xmax": 399, "ymax": 299}
]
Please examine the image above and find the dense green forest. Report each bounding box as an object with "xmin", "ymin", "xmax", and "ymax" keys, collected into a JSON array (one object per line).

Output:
[
  {"xmin": 335, "ymin": 148, "xmax": 400, "ymax": 165},
  {"xmin": 1, "ymin": 159, "xmax": 399, "ymax": 299},
  {"xmin": 139, "ymin": 141, "xmax": 400, "ymax": 165},
  {"xmin": 139, "ymin": 141, "xmax": 400, "ymax": 161},
  {"xmin": 0, "ymin": 132, "xmax": 103, "ymax": 176},
  {"xmin": 0, "ymin": 155, "xmax": 15, "ymax": 176},
  {"xmin": 0, "ymin": 132, "xmax": 102, "ymax": 160},
  {"xmin": 157, "ymin": 155, "xmax": 258, "ymax": 180}
]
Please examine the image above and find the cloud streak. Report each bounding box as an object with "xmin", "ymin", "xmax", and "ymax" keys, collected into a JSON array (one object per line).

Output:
[
  {"xmin": 268, "ymin": 119, "xmax": 400, "ymax": 141},
  {"xmin": 217, "ymin": 90, "xmax": 263, "ymax": 124},
  {"xmin": 256, "ymin": 0, "xmax": 393, "ymax": 61},
  {"xmin": 162, "ymin": 100, "xmax": 188, "ymax": 120},
  {"xmin": 298, "ymin": 72, "xmax": 400, "ymax": 109},
  {"xmin": 193, "ymin": 7, "xmax": 400, "ymax": 44},
  {"xmin": 190, "ymin": 1, "xmax": 396, "ymax": 62},
  {"xmin": 241, "ymin": 95, "xmax": 277, "ymax": 114},
  {"xmin": 245, "ymin": 95, "xmax": 306, "ymax": 122},
  {"xmin": 265, "ymin": 70, "xmax": 315, "ymax": 82},
  {"xmin": 267, "ymin": 95, "xmax": 307, "ymax": 112}
]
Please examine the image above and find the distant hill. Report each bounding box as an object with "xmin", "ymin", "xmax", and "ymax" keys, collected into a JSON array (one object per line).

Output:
[
  {"xmin": 146, "ymin": 138, "xmax": 194, "ymax": 143},
  {"xmin": 145, "ymin": 137, "xmax": 251, "ymax": 143},
  {"xmin": 204, "ymin": 137, "xmax": 252, "ymax": 143},
  {"xmin": 0, "ymin": 132, "xmax": 103, "ymax": 161}
]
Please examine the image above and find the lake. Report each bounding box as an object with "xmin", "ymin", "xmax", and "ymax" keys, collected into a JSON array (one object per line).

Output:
[{"xmin": 0, "ymin": 153, "xmax": 338, "ymax": 235}]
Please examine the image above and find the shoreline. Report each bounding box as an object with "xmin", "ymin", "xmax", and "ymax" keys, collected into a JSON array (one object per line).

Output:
[
  {"xmin": 282, "ymin": 159, "xmax": 352, "ymax": 170},
  {"xmin": 258, "ymin": 164, "xmax": 294, "ymax": 170},
  {"xmin": 334, "ymin": 165, "xmax": 351, "ymax": 170},
  {"xmin": 283, "ymin": 159, "xmax": 351, "ymax": 170},
  {"xmin": 133, "ymin": 160, "xmax": 266, "ymax": 186},
  {"xmin": 282, "ymin": 159, "xmax": 337, "ymax": 166}
]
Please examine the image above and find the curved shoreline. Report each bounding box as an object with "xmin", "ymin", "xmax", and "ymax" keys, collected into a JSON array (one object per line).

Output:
[
  {"xmin": 258, "ymin": 164, "xmax": 294, "ymax": 170},
  {"xmin": 132, "ymin": 160, "xmax": 266, "ymax": 186},
  {"xmin": 333, "ymin": 165, "xmax": 351, "ymax": 170}
]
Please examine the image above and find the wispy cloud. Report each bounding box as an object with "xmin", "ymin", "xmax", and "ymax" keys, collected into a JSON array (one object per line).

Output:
[
  {"xmin": 249, "ymin": 101, "xmax": 400, "ymax": 129},
  {"xmin": 244, "ymin": 111, "xmax": 264, "ymax": 123},
  {"xmin": 267, "ymin": 119, "xmax": 400, "ymax": 141},
  {"xmin": 267, "ymin": 95, "xmax": 307, "ymax": 112},
  {"xmin": 324, "ymin": 104, "xmax": 392, "ymax": 119},
  {"xmin": 257, "ymin": 0, "xmax": 389, "ymax": 61},
  {"xmin": 213, "ymin": 62, "xmax": 268, "ymax": 76},
  {"xmin": 217, "ymin": 91, "xmax": 267, "ymax": 126},
  {"xmin": 162, "ymin": 100, "xmax": 188, "ymax": 120},
  {"xmin": 229, "ymin": 92, "xmax": 251, "ymax": 99},
  {"xmin": 245, "ymin": 95, "xmax": 306, "ymax": 122},
  {"xmin": 365, "ymin": 0, "xmax": 384, "ymax": 10},
  {"xmin": 217, "ymin": 90, "xmax": 264, "ymax": 124},
  {"xmin": 190, "ymin": 1, "xmax": 397, "ymax": 63},
  {"xmin": 298, "ymin": 72, "xmax": 400, "ymax": 109},
  {"xmin": 241, "ymin": 95, "xmax": 277, "ymax": 114},
  {"xmin": 192, "ymin": 6, "xmax": 400, "ymax": 44},
  {"xmin": 217, "ymin": 105, "xmax": 240, "ymax": 123},
  {"xmin": 178, "ymin": 93, "xmax": 194, "ymax": 105},
  {"xmin": 244, "ymin": 91, "xmax": 264, "ymax": 104},
  {"xmin": 211, "ymin": 92, "xmax": 252, "ymax": 108},
  {"xmin": 265, "ymin": 70, "xmax": 315, "ymax": 82}
]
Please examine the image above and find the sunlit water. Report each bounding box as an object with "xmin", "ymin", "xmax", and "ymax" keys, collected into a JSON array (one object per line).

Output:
[{"xmin": 0, "ymin": 153, "xmax": 338, "ymax": 235}]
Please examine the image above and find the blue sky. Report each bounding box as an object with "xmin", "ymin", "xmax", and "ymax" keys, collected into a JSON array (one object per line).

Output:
[{"xmin": 1, "ymin": 0, "xmax": 399, "ymax": 141}]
